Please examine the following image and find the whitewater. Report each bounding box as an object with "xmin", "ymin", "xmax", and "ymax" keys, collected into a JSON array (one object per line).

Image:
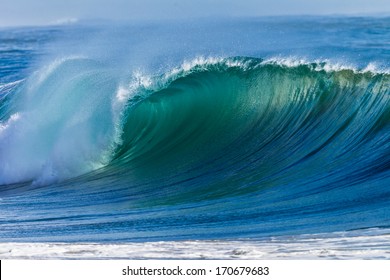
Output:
[{"xmin": 0, "ymin": 16, "xmax": 389, "ymax": 259}]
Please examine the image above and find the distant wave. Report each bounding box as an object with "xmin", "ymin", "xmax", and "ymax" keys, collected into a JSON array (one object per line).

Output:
[{"xmin": 51, "ymin": 18, "xmax": 79, "ymax": 26}]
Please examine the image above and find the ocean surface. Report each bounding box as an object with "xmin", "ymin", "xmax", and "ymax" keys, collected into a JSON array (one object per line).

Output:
[{"xmin": 0, "ymin": 16, "xmax": 389, "ymax": 258}]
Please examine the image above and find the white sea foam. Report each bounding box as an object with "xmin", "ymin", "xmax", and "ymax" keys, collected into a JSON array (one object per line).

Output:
[
  {"xmin": 362, "ymin": 62, "xmax": 390, "ymax": 75},
  {"xmin": 164, "ymin": 56, "xmax": 223, "ymax": 80},
  {"xmin": 0, "ymin": 80, "xmax": 24, "ymax": 94},
  {"xmin": 0, "ymin": 57, "xmax": 120, "ymax": 185},
  {"xmin": 1, "ymin": 229, "xmax": 389, "ymax": 259},
  {"xmin": 263, "ymin": 56, "xmax": 390, "ymax": 74}
]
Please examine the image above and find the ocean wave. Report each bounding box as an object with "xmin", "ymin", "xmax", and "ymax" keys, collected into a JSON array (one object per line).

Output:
[
  {"xmin": 0, "ymin": 56, "xmax": 389, "ymax": 189},
  {"xmin": 0, "ymin": 55, "xmax": 389, "ymax": 242},
  {"xmin": 111, "ymin": 57, "xmax": 390, "ymax": 191}
]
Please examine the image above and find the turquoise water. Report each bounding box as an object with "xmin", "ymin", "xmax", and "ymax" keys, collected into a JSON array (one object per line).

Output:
[{"xmin": 0, "ymin": 17, "xmax": 389, "ymax": 243}]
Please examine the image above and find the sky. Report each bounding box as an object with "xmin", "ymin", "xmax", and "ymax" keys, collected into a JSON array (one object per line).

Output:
[{"xmin": 1, "ymin": 0, "xmax": 390, "ymax": 27}]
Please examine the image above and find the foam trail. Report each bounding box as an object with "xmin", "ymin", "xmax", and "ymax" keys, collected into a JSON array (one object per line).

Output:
[{"xmin": 1, "ymin": 228, "xmax": 389, "ymax": 259}]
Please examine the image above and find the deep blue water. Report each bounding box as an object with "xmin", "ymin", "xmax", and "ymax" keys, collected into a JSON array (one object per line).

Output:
[{"xmin": 0, "ymin": 16, "xmax": 389, "ymax": 242}]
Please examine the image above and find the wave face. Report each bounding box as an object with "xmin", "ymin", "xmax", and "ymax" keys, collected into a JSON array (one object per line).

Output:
[
  {"xmin": 114, "ymin": 58, "xmax": 390, "ymax": 190},
  {"xmin": 0, "ymin": 18, "xmax": 390, "ymax": 244}
]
